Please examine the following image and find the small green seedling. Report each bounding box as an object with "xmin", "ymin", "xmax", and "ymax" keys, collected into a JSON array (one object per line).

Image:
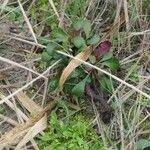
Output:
[{"xmin": 37, "ymin": 112, "xmax": 105, "ymax": 150}]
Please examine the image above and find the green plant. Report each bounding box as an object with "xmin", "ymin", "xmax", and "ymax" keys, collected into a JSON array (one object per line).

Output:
[
  {"xmin": 127, "ymin": 62, "xmax": 140, "ymax": 83},
  {"xmin": 31, "ymin": 0, "xmax": 58, "ymax": 29},
  {"xmin": 66, "ymin": 0, "xmax": 87, "ymax": 19},
  {"xmin": 37, "ymin": 112, "xmax": 105, "ymax": 150},
  {"xmin": 41, "ymin": 19, "xmax": 120, "ymax": 98},
  {"xmin": 0, "ymin": 5, "xmax": 23, "ymax": 23},
  {"xmin": 136, "ymin": 139, "xmax": 150, "ymax": 150}
]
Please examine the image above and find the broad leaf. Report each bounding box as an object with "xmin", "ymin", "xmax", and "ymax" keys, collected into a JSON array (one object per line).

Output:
[
  {"xmin": 59, "ymin": 46, "xmax": 93, "ymax": 92},
  {"xmin": 38, "ymin": 37, "xmax": 51, "ymax": 45},
  {"xmin": 87, "ymin": 34, "xmax": 100, "ymax": 45},
  {"xmin": 70, "ymin": 30, "xmax": 81, "ymax": 40},
  {"xmin": 73, "ymin": 36, "xmax": 86, "ymax": 48},
  {"xmin": 41, "ymin": 51, "xmax": 52, "ymax": 62},
  {"xmin": 72, "ymin": 75, "xmax": 89, "ymax": 97},
  {"xmin": 102, "ymin": 57, "xmax": 119, "ymax": 72},
  {"xmin": 53, "ymin": 53, "xmax": 62, "ymax": 60},
  {"xmin": 70, "ymin": 68, "xmax": 86, "ymax": 79},
  {"xmin": 46, "ymin": 43, "xmax": 56, "ymax": 56},
  {"xmin": 48, "ymin": 77, "xmax": 59, "ymax": 92},
  {"xmin": 73, "ymin": 20, "xmax": 84, "ymax": 30},
  {"xmin": 100, "ymin": 52, "xmax": 113, "ymax": 62},
  {"xmin": 93, "ymin": 41, "xmax": 112, "ymax": 56},
  {"xmin": 83, "ymin": 20, "xmax": 91, "ymax": 39},
  {"xmin": 136, "ymin": 139, "xmax": 150, "ymax": 150},
  {"xmin": 51, "ymin": 28, "xmax": 68, "ymax": 42},
  {"xmin": 100, "ymin": 76, "xmax": 114, "ymax": 93}
]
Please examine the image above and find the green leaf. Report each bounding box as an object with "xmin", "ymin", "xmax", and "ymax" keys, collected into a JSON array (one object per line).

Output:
[
  {"xmin": 70, "ymin": 70, "xmax": 81, "ymax": 79},
  {"xmin": 41, "ymin": 51, "xmax": 52, "ymax": 62},
  {"xmin": 87, "ymin": 34, "xmax": 100, "ymax": 45},
  {"xmin": 102, "ymin": 57, "xmax": 119, "ymax": 72},
  {"xmin": 38, "ymin": 37, "xmax": 51, "ymax": 45},
  {"xmin": 89, "ymin": 55, "xmax": 96, "ymax": 64},
  {"xmin": 46, "ymin": 43, "xmax": 56, "ymax": 56},
  {"xmin": 63, "ymin": 130, "xmax": 72, "ymax": 138},
  {"xmin": 100, "ymin": 52, "xmax": 113, "ymax": 62},
  {"xmin": 48, "ymin": 77, "xmax": 59, "ymax": 92},
  {"xmin": 50, "ymin": 112, "xmax": 57, "ymax": 124},
  {"xmin": 37, "ymin": 113, "xmax": 104, "ymax": 150},
  {"xmin": 100, "ymin": 76, "xmax": 114, "ymax": 93},
  {"xmin": 51, "ymin": 28, "xmax": 68, "ymax": 42},
  {"xmin": 47, "ymin": 59, "xmax": 57, "ymax": 66},
  {"xmin": 77, "ymin": 137, "xmax": 84, "ymax": 146},
  {"xmin": 72, "ymin": 75, "xmax": 89, "ymax": 97},
  {"xmin": 136, "ymin": 139, "xmax": 150, "ymax": 150},
  {"xmin": 83, "ymin": 20, "xmax": 91, "ymax": 39},
  {"xmin": 57, "ymin": 100, "xmax": 69, "ymax": 117},
  {"xmin": 73, "ymin": 36, "xmax": 86, "ymax": 48},
  {"xmin": 73, "ymin": 20, "xmax": 84, "ymax": 30},
  {"xmin": 70, "ymin": 68, "xmax": 85, "ymax": 79},
  {"xmin": 53, "ymin": 53, "xmax": 62, "ymax": 60}
]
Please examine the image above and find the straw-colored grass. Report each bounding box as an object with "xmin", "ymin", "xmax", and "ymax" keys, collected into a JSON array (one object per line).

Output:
[{"xmin": 0, "ymin": 0, "xmax": 149, "ymax": 149}]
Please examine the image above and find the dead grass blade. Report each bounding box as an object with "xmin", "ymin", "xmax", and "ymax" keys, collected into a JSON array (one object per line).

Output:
[
  {"xmin": 123, "ymin": 0, "xmax": 130, "ymax": 31},
  {"xmin": 16, "ymin": 91, "xmax": 43, "ymax": 114},
  {"xmin": 15, "ymin": 114, "xmax": 47, "ymax": 150},
  {"xmin": 3, "ymin": 16, "xmax": 125, "ymax": 94},
  {"xmin": 0, "ymin": 92, "xmax": 29, "ymax": 121},
  {"xmin": 0, "ymin": 114, "xmax": 19, "ymax": 126},
  {"xmin": 17, "ymin": 0, "xmax": 38, "ymax": 43},
  {"xmin": 0, "ymin": 111, "xmax": 44, "ymax": 148},
  {"xmin": 0, "ymin": 97, "xmax": 58, "ymax": 148},
  {"xmin": 0, "ymin": 0, "xmax": 9, "ymax": 14},
  {"xmin": 48, "ymin": 0, "xmax": 60, "ymax": 20},
  {"xmin": 0, "ymin": 56, "xmax": 46, "ymax": 79},
  {"xmin": 101, "ymin": 15, "xmax": 125, "ymax": 41},
  {"xmin": 0, "ymin": 60, "xmax": 61, "ymax": 105},
  {"xmin": 5, "ymin": 15, "xmax": 125, "ymax": 50},
  {"xmin": 59, "ymin": 16, "xmax": 125, "ymax": 92},
  {"xmin": 59, "ymin": 46, "xmax": 93, "ymax": 91},
  {"xmin": 57, "ymin": 51, "xmax": 150, "ymax": 100}
]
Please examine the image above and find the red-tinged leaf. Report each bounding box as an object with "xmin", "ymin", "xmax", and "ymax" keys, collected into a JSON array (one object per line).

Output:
[
  {"xmin": 93, "ymin": 41, "xmax": 112, "ymax": 57},
  {"xmin": 72, "ymin": 30, "xmax": 81, "ymax": 37},
  {"xmin": 69, "ymin": 30, "xmax": 81, "ymax": 42}
]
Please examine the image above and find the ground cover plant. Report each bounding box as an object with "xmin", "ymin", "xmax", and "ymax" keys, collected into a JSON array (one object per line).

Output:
[{"xmin": 0, "ymin": 0, "xmax": 150, "ymax": 150}]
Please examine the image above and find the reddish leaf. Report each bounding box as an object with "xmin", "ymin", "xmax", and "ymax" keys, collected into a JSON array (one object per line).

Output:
[
  {"xmin": 69, "ymin": 29, "xmax": 81, "ymax": 42},
  {"xmin": 93, "ymin": 41, "xmax": 112, "ymax": 57},
  {"xmin": 72, "ymin": 29, "xmax": 81, "ymax": 37}
]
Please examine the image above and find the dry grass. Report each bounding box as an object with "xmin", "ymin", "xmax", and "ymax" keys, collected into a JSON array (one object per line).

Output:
[{"xmin": 0, "ymin": 0, "xmax": 149, "ymax": 149}]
